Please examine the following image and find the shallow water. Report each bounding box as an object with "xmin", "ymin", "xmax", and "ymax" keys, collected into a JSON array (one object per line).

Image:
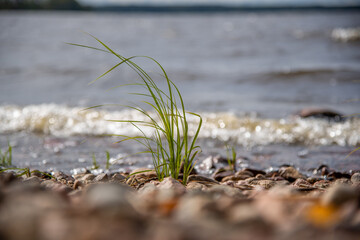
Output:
[{"xmin": 0, "ymin": 11, "xmax": 359, "ymax": 173}]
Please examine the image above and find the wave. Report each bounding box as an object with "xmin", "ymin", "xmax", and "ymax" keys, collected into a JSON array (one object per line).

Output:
[
  {"xmin": 0, "ymin": 104, "xmax": 359, "ymax": 147},
  {"xmin": 331, "ymin": 27, "xmax": 360, "ymax": 42}
]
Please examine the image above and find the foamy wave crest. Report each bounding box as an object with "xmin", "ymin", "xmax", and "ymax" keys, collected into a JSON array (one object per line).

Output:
[
  {"xmin": 331, "ymin": 27, "xmax": 360, "ymax": 42},
  {"xmin": 0, "ymin": 104, "xmax": 359, "ymax": 147}
]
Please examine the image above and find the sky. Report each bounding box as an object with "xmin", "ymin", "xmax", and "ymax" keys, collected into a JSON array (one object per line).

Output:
[{"xmin": 78, "ymin": 0, "xmax": 360, "ymax": 7}]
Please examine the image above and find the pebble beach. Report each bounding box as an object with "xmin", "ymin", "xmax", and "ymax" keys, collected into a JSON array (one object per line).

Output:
[{"xmin": 1, "ymin": 164, "xmax": 360, "ymax": 240}]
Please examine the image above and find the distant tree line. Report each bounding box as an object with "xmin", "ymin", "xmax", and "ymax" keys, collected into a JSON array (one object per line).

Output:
[{"xmin": 0, "ymin": 0, "xmax": 85, "ymax": 10}]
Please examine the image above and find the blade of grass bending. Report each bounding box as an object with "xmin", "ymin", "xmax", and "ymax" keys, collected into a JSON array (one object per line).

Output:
[
  {"xmin": 345, "ymin": 147, "xmax": 360, "ymax": 159},
  {"xmin": 89, "ymin": 56, "xmax": 137, "ymax": 85},
  {"xmin": 65, "ymin": 42, "xmax": 110, "ymax": 54}
]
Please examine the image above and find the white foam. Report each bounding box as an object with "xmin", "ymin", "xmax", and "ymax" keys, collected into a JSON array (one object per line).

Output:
[
  {"xmin": 0, "ymin": 104, "xmax": 359, "ymax": 147},
  {"xmin": 331, "ymin": 27, "xmax": 360, "ymax": 42}
]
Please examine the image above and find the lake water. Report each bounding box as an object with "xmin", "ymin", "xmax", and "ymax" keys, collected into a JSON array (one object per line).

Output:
[{"xmin": 0, "ymin": 10, "xmax": 359, "ymax": 174}]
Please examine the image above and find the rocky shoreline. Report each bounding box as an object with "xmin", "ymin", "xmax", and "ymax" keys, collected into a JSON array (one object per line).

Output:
[{"xmin": 1, "ymin": 166, "xmax": 360, "ymax": 240}]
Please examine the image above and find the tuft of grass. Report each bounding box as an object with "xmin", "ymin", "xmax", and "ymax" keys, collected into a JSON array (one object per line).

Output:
[
  {"xmin": 0, "ymin": 142, "xmax": 12, "ymax": 167},
  {"xmin": 68, "ymin": 34, "xmax": 202, "ymax": 185},
  {"xmin": 226, "ymin": 145, "xmax": 237, "ymax": 172}
]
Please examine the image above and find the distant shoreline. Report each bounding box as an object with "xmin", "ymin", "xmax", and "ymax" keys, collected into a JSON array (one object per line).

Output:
[
  {"xmin": 2, "ymin": 5, "xmax": 360, "ymax": 13},
  {"xmin": 92, "ymin": 5, "xmax": 360, "ymax": 13}
]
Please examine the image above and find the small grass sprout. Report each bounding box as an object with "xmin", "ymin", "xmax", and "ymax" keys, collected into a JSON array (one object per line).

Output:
[
  {"xmin": 0, "ymin": 167, "xmax": 54, "ymax": 179},
  {"xmin": 69, "ymin": 34, "xmax": 202, "ymax": 185},
  {"xmin": 92, "ymin": 153, "xmax": 100, "ymax": 170},
  {"xmin": 105, "ymin": 151, "xmax": 111, "ymax": 170},
  {"xmin": 226, "ymin": 145, "xmax": 237, "ymax": 172},
  {"xmin": 0, "ymin": 142, "xmax": 12, "ymax": 167}
]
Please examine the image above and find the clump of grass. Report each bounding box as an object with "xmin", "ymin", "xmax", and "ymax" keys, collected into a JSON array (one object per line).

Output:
[
  {"xmin": 226, "ymin": 145, "xmax": 237, "ymax": 172},
  {"xmin": 69, "ymin": 34, "xmax": 202, "ymax": 185},
  {"xmin": 0, "ymin": 142, "xmax": 12, "ymax": 167}
]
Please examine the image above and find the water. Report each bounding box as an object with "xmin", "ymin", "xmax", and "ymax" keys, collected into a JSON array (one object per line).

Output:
[{"xmin": 0, "ymin": 10, "xmax": 359, "ymax": 174}]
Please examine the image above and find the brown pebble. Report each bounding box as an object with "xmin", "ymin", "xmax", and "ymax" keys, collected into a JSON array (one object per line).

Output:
[
  {"xmin": 94, "ymin": 173, "xmax": 108, "ymax": 182},
  {"xmin": 351, "ymin": 172, "xmax": 360, "ymax": 185},
  {"xmin": 279, "ymin": 166, "xmax": 305, "ymax": 182},
  {"xmin": 73, "ymin": 180, "xmax": 84, "ymax": 190},
  {"xmin": 322, "ymin": 184, "xmax": 359, "ymax": 206},
  {"xmin": 313, "ymin": 180, "xmax": 332, "ymax": 189}
]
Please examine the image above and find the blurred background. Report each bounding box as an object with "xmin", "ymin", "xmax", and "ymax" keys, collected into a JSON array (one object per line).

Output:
[{"xmin": 0, "ymin": 0, "xmax": 360, "ymax": 174}]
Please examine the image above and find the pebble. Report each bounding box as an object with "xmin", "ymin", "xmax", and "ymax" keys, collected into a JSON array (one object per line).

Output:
[
  {"xmin": 22, "ymin": 176, "xmax": 42, "ymax": 184},
  {"xmin": 292, "ymin": 178, "xmax": 313, "ymax": 190},
  {"xmin": 157, "ymin": 177, "xmax": 186, "ymax": 196},
  {"xmin": 187, "ymin": 175, "xmax": 219, "ymax": 185},
  {"xmin": 130, "ymin": 168, "xmax": 157, "ymax": 178},
  {"xmin": 279, "ymin": 166, "xmax": 305, "ymax": 182},
  {"xmin": 53, "ymin": 171, "xmax": 74, "ymax": 182},
  {"xmin": 93, "ymin": 173, "xmax": 108, "ymax": 182},
  {"xmin": 334, "ymin": 178, "xmax": 352, "ymax": 185},
  {"xmin": 256, "ymin": 180, "xmax": 276, "ymax": 190},
  {"xmin": 83, "ymin": 183, "xmax": 137, "ymax": 218},
  {"xmin": 322, "ymin": 184, "xmax": 359, "ymax": 206},
  {"xmin": 235, "ymin": 170, "xmax": 254, "ymax": 180},
  {"xmin": 0, "ymin": 172, "xmax": 18, "ymax": 186},
  {"xmin": 228, "ymin": 203, "xmax": 267, "ymax": 228},
  {"xmin": 80, "ymin": 173, "xmax": 96, "ymax": 182},
  {"xmin": 313, "ymin": 180, "xmax": 332, "ymax": 189},
  {"xmin": 1, "ymin": 165, "xmax": 360, "ymax": 240},
  {"xmin": 212, "ymin": 169, "xmax": 234, "ymax": 182},
  {"xmin": 207, "ymin": 184, "xmax": 245, "ymax": 198},
  {"xmin": 73, "ymin": 179, "xmax": 84, "ymax": 190},
  {"xmin": 186, "ymin": 181, "xmax": 208, "ymax": 192},
  {"xmin": 111, "ymin": 173, "xmax": 126, "ymax": 183},
  {"xmin": 175, "ymin": 192, "xmax": 219, "ymax": 222},
  {"xmin": 351, "ymin": 172, "xmax": 360, "ymax": 185}
]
